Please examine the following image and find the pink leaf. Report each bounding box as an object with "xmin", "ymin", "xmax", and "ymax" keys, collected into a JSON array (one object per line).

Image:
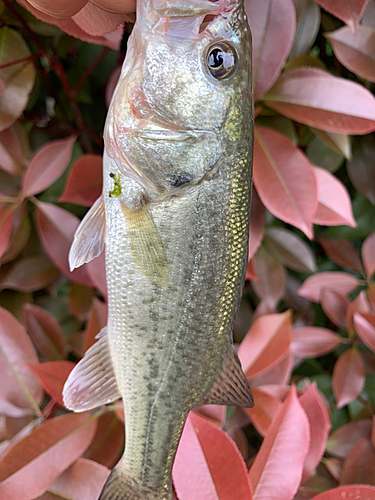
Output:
[
  {"xmin": 36, "ymin": 202, "xmax": 94, "ymax": 288},
  {"xmin": 72, "ymin": 2, "xmax": 126, "ymax": 36},
  {"xmin": 320, "ymin": 237, "xmax": 363, "ymax": 273},
  {"xmin": 327, "ymin": 26, "xmax": 375, "ymax": 83},
  {"xmin": 251, "ymin": 246, "xmax": 286, "ymax": 307},
  {"xmin": 82, "ymin": 298, "xmax": 107, "ymax": 353},
  {"xmin": 249, "ymin": 387, "xmax": 310, "ymax": 500},
  {"xmin": 299, "ymin": 384, "xmax": 331, "ymax": 482},
  {"xmin": 84, "ymin": 414, "xmax": 124, "ymax": 468},
  {"xmin": 310, "ymin": 485, "xmax": 375, "ymax": 500},
  {"xmin": 173, "ymin": 412, "xmax": 253, "ymax": 500},
  {"xmin": 246, "ymin": 387, "xmax": 283, "ymax": 437},
  {"xmin": 313, "ymin": 0, "xmax": 370, "ymax": 31},
  {"xmin": 27, "ymin": 361, "xmax": 75, "ymax": 407},
  {"xmin": 0, "ymin": 205, "xmax": 14, "ymax": 258},
  {"xmin": 298, "ymin": 271, "xmax": 359, "ymax": 302},
  {"xmin": 0, "ymin": 255, "xmax": 59, "ymax": 293},
  {"xmin": 332, "ymin": 348, "xmax": 365, "ymax": 408},
  {"xmin": 244, "ymin": 0, "xmax": 296, "ymax": 101},
  {"xmin": 0, "ymin": 413, "xmax": 97, "ymax": 500},
  {"xmin": 252, "ymin": 348, "xmax": 293, "ymax": 386},
  {"xmin": 263, "ymin": 67, "xmax": 375, "ymax": 134},
  {"xmin": 22, "ymin": 137, "xmax": 76, "ymax": 197},
  {"xmin": 0, "ymin": 306, "xmax": 43, "ymax": 418},
  {"xmin": 37, "ymin": 458, "xmax": 109, "ymax": 500},
  {"xmin": 290, "ymin": 0, "xmax": 321, "ymax": 58},
  {"xmin": 313, "ymin": 167, "xmax": 356, "ymax": 227},
  {"xmin": 326, "ymin": 419, "xmax": 373, "ymax": 459},
  {"xmin": 254, "ymin": 127, "xmax": 317, "ymax": 238},
  {"xmin": 362, "ymin": 233, "xmax": 375, "ymax": 277},
  {"xmin": 238, "ymin": 311, "xmax": 293, "ymax": 379},
  {"xmin": 292, "ymin": 327, "xmax": 342, "ymax": 358},
  {"xmin": 354, "ymin": 312, "xmax": 375, "ymax": 352},
  {"xmin": 248, "ymin": 188, "xmax": 265, "ymax": 261},
  {"xmin": 321, "ymin": 289, "xmax": 350, "ymax": 329},
  {"xmin": 59, "ymin": 154, "xmax": 103, "ymax": 207},
  {"xmin": 347, "ymin": 135, "xmax": 375, "ymax": 205},
  {"xmin": 340, "ymin": 438, "xmax": 375, "ymax": 486},
  {"xmin": 346, "ymin": 291, "xmax": 371, "ymax": 334}
]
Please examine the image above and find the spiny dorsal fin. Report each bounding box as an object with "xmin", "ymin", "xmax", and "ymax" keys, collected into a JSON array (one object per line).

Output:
[
  {"xmin": 63, "ymin": 327, "xmax": 121, "ymax": 412},
  {"xmin": 200, "ymin": 345, "xmax": 254, "ymax": 408},
  {"xmin": 69, "ymin": 195, "xmax": 105, "ymax": 271}
]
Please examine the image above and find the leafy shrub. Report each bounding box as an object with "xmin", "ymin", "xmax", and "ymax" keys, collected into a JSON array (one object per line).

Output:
[{"xmin": 0, "ymin": 0, "xmax": 374, "ymax": 498}]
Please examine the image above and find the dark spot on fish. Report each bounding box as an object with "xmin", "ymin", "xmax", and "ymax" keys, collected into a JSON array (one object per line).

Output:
[{"xmin": 168, "ymin": 172, "xmax": 192, "ymax": 188}]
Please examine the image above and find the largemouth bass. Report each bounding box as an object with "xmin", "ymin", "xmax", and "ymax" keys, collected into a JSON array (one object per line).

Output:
[{"xmin": 63, "ymin": 0, "xmax": 253, "ymax": 498}]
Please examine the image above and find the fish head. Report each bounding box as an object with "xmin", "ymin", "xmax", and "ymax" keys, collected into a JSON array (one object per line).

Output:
[{"xmin": 105, "ymin": 0, "xmax": 252, "ymax": 196}]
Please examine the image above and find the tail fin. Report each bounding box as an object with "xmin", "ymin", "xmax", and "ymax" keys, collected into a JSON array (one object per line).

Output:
[{"xmin": 99, "ymin": 469, "xmax": 172, "ymax": 500}]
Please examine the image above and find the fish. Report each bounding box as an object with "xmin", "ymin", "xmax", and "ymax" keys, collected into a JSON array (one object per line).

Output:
[{"xmin": 62, "ymin": 0, "xmax": 254, "ymax": 498}]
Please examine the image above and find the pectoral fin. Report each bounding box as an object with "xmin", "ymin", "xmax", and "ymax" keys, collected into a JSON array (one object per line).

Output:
[
  {"xmin": 63, "ymin": 327, "xmax": 121, "ymax": 412},
  {"xmin": 69, "ymin": 195, "xmax": 105, "ymax": 271},
  {"xmin": 121, "ymin": 202, "xmax": 168, "ymax": 287},
  {"xmin": 200, "ymin": 345, "xmax": 254, "ymax": 408}
]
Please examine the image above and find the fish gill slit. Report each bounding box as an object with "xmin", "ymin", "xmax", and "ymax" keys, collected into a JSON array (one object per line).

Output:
[{"xmin": 141, "ymin": 193, "xmax": 203, "ymax": 484}]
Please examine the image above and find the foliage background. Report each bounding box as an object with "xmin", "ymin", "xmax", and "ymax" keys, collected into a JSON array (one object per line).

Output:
[{"xmin": 0, "ymin": 0, "xmax": 374, "ymax": 498}]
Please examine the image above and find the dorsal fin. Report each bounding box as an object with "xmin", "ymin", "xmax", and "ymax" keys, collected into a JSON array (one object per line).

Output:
[
  {"xmin": 63, "ymin": 327, "xmax": 121, "ymax": 412},
  {"xmin": 199, "ymin": 345, "xmax": 254, "ymax": 408},
  {"xmin": 69, "ymin": 195, "xmax": 105, "ymax": 271}
]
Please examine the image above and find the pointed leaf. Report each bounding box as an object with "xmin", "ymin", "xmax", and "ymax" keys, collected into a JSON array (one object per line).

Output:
[
  {"xmin": 36, "ymin": 202, "xmax": 94, "ymax": 288},
  {"xmin": 0, "ymin": 413, "xmax": 97, "ymax": 500},
  {"xmin": 27, "ymin": 361, "xmax": 75, "ymax": 407},
  {"xmin": 249, "ymin": 188, "xmax": 265, "ymax": 261},
  {"xmin": 292, "ymin": 327, "xmax": 342, "ymax": 358},
  {"xmin": 298, "ymin": 271, "xmax": 359, "ymax": 302},
  {"xmin": 313, "ymin": 167, "xmax": 356, "ymax": 227},
  {"xmin": 264, "ymin": 227, "xmax": 316, "ymax": 272},
  {"xmin": 245, "ymin": 387, "xmax": 282, "ymax": 437},
  {"xmin": 0, "ymin": 255, "xmax": 59, "ymax": 293},
  {"xmin": 254, "ymin": 126, "xmax": 317, "ymax": 238},
  {"xmin": 354, "ymin": 312, "xmax": 375, "ymax": 352},
  {"xmin": 313, "ymin": 0, "xmax": 370, "ymax": 31},
  {"xmin": 310, "ymin": 485, "xmax": 375, "ymax": 500},
  {"xmin": 340, "ymin": 438, "xmax": 375, "ymax": 486},
  {"xmin": 37, "ymin": 458, "xmax": 109, "ymax": 500},
  {"xmin": 23, "ymin": 304, "xmax": 68, "ymax": 361},
  {"xmin": 238, "ymin": 311, "xmax": 293, "ymax": 378},
  {"xmin": 251, "ymin": 246, "xmax": 286, "ymax": 307},
  {"xmin": 0, "ymin": 306, "xmax": 43, "ymax": 418},
  {"xmin": 83, "ymin": 298, "xmax": 107, "ymax": 353},
  {"xmin": 347, "ymin": 136, "xmax": 375, "ymax": 205},
  {"xmin": 332, "ymin": 348, "xmax": 365, "ymax": 408},
  {"xmin": 290, "ymin": 0, "xmax": 320, "ymax": 58},
  {"xmin": 84, "ymin": 414, "xmax": 124, "ymax": 468},
  {"xmin": 311, "ymin": 128, "xmax": 352, "ymax": 160},
  {"xmin": 346, "ymin": 291, "xmax": 371, "ymax": 333},
  {"xmin": 22, "ymin": 137, "xmax": 76, "ymax": 197},
  {"xmin": 173, "ymin": 412, "xmax": 253, "ymax": 500},
  {"xmin": 321, "ymin": 289, "xmax": 350, "ymax": 329},
  {"xmin": 264, "ymin": 67, "xmax": 375, "ymax": 134},
  {"xmin": 69, "ymin": 284, "xmax": 94, "ymax": 322},
  {"xmin": 327, "ymin": 26, "xmax": 375, "ymax": 83},
  {"xmin": 362, "ymin": 233, "xmax": 375, "ymax": 277},
  {"xmin": 327, "ymin": 419, "xmax": 373, "ymax": 459},
  {"xmin": 0, "ymin": 204, "xmax": 14, "ymax": 258},
  {"xmin": 252, "ymin": 348, "xmax": 293, "ymax": 386},
  {"xmin": 59, "ymin": 154, "xmax": 103, "ymax": 207},
  {"xmin": 249, "ymin": 387, "xmax": 310, "ymax": 500},
  {"xmin": 244, "ymin": 0, "xmax": 296, "ymax": 101},
  {"xmin": 319, "ymin": 238, "xmax": 363, "ymax": 272}
]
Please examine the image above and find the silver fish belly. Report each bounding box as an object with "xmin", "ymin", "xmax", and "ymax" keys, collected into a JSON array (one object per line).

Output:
[{"xmin": 63, "ymin": 1, "xmax": 253, "ymax": 499}]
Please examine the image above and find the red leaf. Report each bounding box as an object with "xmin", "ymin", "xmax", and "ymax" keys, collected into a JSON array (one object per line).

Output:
[
  {"xmin": 0, "ymin": 306, "xmax": 43, "ymax": 418},
  {"xmin": 22, "ymin": 137, "xmax": 76, "ymax": 197},
  {"xmin": 298, "ymin": 271, "xmax": 359, "ymax": 302},
  {"xmin": 195, "ymin": 405, "xmax": 226, "ymax": 428},
  {"xmin": 299, "ymin": 384, "xmax": 331, "ymax": 482},
  {"xmin": 244, "ymin": 0, "xmax": 296, "ymax": 101},
  {"xmin": 69, "ymin": 283, "xmax": 94, "ymax": 321},
  {"xmin": 292, "ymin": 327, "xmax": 342, "ymax": 358},
  {"xmin": 313, "ymin": 167, "xmax": 356, "ymax": 227},
  {"xmin": 238, "ymin": 311, "xmax": 293, "ymax": 379},
  {"xmin": 248, "ymin": 188, "xmax": 265, "ymax": 261},
  {"xmin": 254, "ymin": 127, "xmax": 317, "ymax": 238},
  {"xmin": 346, "ymin": 291, "xmax": 371, "ymax": 333},
  {"xmin": 326, "ymin": 419, "xmax": 373, "ymax": 459},
  {"xmin": 23, "ymin": 303, "xmax": 68, "ymax": 361},
  {"xmin": 362, "ymin": 233, "xmax": 375, "ymax": 277},
  {"xmin": 347, "ymin": 135, "xmax": 375, "ymax": 205},
  {"xmin": 83, "ymin": 298, "xmax": 107, "ymax": 353},
  {"xmin": 0, "ymin": 413, "xmax": 97, "ymax": 500},
  {"xmin": 332, "ymin": 348, "xmax": 365, "ymax": 408},
  {"xmin": 264, "ymin": 67, "xmax": 375, "ymax": 134},
  {"xmin": 340, "ymin": 438, "xmax": 375, "ymax": 486},
  {"xmin": 327, "ymin": 26, "xmax": 375, "ymax": 83},
  {"xmin": 252, "ymin": 348, "xmax": 293, "ymax": 386},
  {"xmin": 0, "ymin": 255, "xmax": 59, "ymax": 293},
  {"xmin": 249, "ymin": 387, "xmax": 310, "ymax": 500},
  {"xmin": 84, "ymin": 414, "xmax": 124, "ymax": 468},
  {"xmin": 72, "ymin": 2, "xmax": 126, "ymax": 36},
  {"xmin": 354, "ymin": 312, "xmax": 375, "ymax": 352},
  {"xmin": 321, "ymin": 289, "xmax": 350, "ymax": 329},
  {"xmin": 0, "ymin": 205, "xmax": 14, "ymax": 258},
  {"xmin": 320, "ymin": 237, "xmax": 363, "ymax": 273},
  {"xmin": 246, "ymin": 387, "xmax": 282, "ymax": 437},
  {"xmin": 173, "ymin": 412, "xmax": 253, "ymax": 500},
  {"xmin": 27, "ymin": 361, "xmax": 75, "ymax": 407},
  {"xmin": 290, "ymin": 0, "xmax": 320, "ymax": 58},
  {"xmin": 36, "ymin": 202, "xmax": 94, "ymax": 288},
  {"xmin": 251, "ymin": 246, "xmax": 286, "ymax": 307},
  {"xmin": 310, "ymin": 485, "xmax": 375, "ymax": 500},
  {"xmin": 60, "ymin": 154, "xmax": 103, "ymax": 207},
  {"xmin": 37, "ymin": 458, "xmax": 109, "ymax": 500},
  {"xmin": 313, "ymin": 0, "xmax": 369, "ymax": 31}
]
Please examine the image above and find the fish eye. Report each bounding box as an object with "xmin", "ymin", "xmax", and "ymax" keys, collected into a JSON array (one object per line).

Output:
[{"xmin": 205, "ymin": 42, "xmax": 238, "ymax": 80}]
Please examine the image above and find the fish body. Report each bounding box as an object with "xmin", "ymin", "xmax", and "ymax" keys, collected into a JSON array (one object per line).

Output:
[{"xmin": 63, "ymin": 1, "xmax": 253, "ymax": 499}]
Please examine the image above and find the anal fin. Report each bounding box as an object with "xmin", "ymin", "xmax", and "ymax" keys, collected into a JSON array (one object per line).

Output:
[
  {"xmin": 69, "ymin": 195, "xmax": 105, "ymax": 271},
  {"xmin": 63, "ymin": 327, "xmax": 121, "ymax": 412},
  {"xmin": 200, "ymin": 345, "xmax": 254, "ymax": 408}
]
